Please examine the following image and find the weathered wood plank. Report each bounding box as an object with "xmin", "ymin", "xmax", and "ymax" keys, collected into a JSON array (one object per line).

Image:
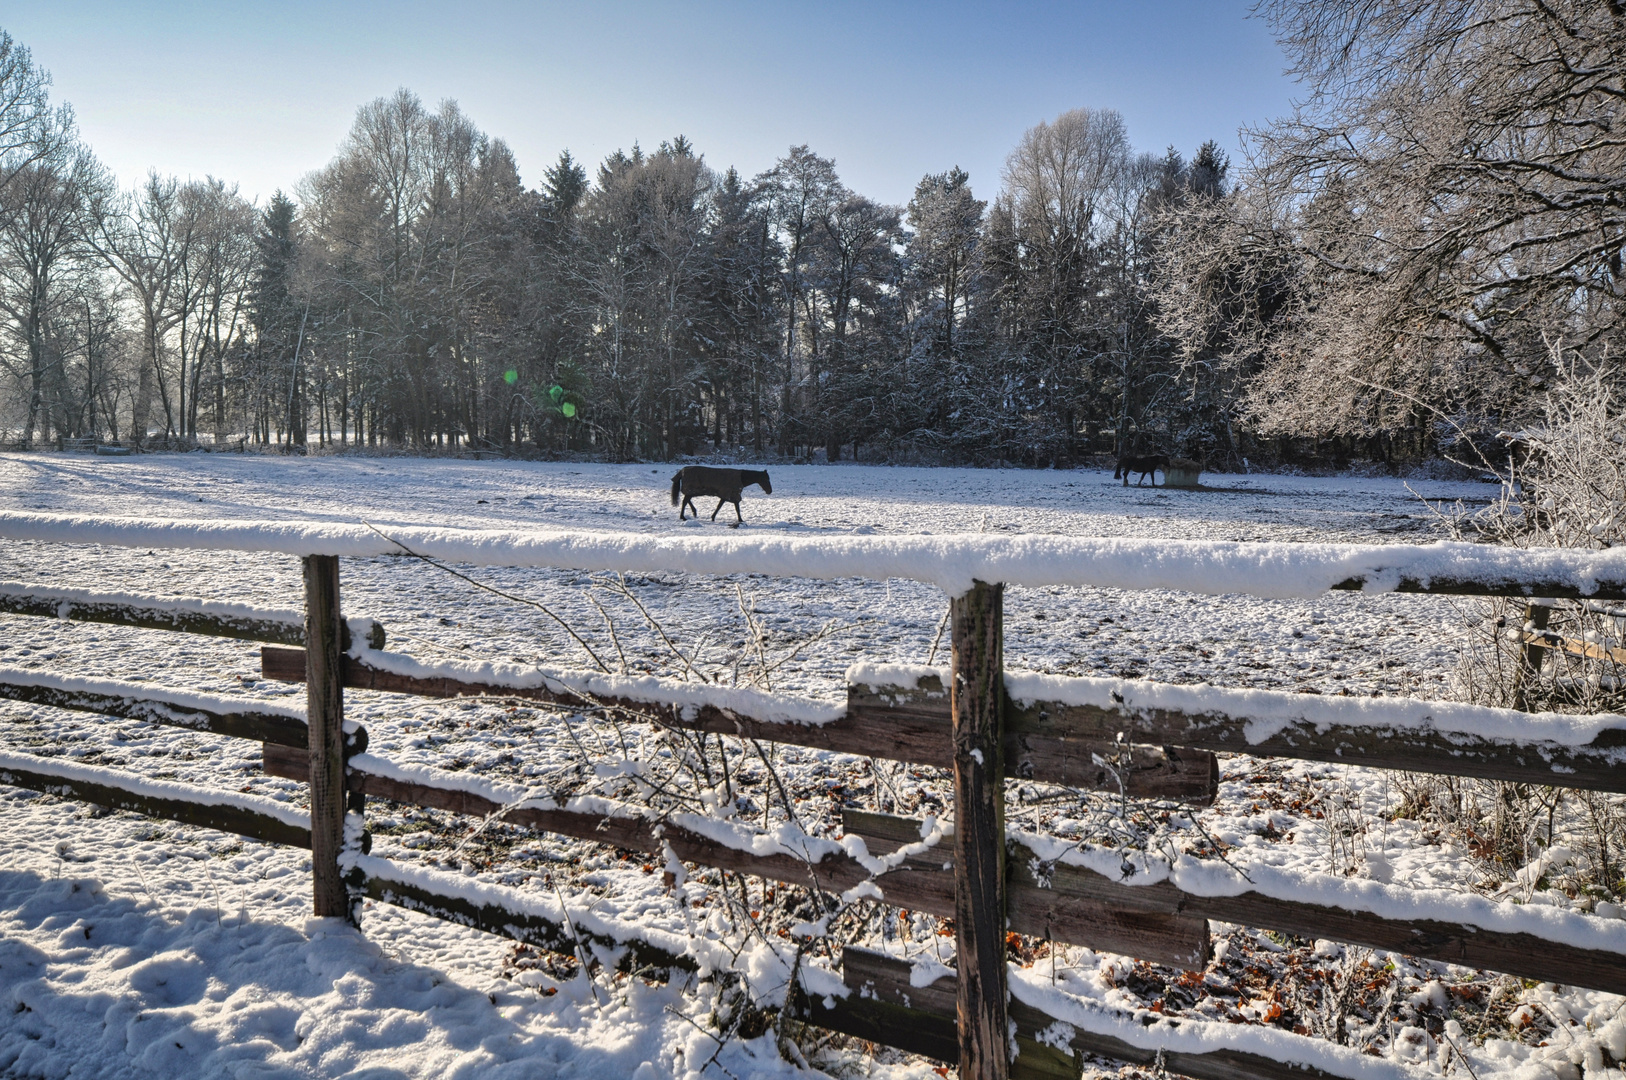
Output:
[
  {"xmin": 0, "ymin": 759, "xmax": 311, "ymax": 849},
  {"xmin": 1003, "ymin": 687, "xmax": 1626, "ymax": 796},
  {"xmin": 853, "ymin": 809, "xmax": 1626, "ymax": 996},
  {"xmin": 856, "ymin": 670, "xmax": 1626, "ymax": 797},
  {"xmin": 842, "ymin": 810, "xmax": 1210, "ymax": 969},
  {"xmin": 261, "ymin": 646, "xmax": 1218, "ymax": 804},
  {"xmin": 847, "ymin": 674, "xmax": 1218, "ymax": 803},
  {"xmin": 0, "ymin": 675, "xmax": 312, "ymax": 747},
  {"xmin": 303, "ymin": 555, "xmax": 350, "ymax": 922},
  {"xmin": 855, "ymin": 671, "xmax": 1626, "ymax": 795},
  {"xmin": 359, "ymin": 863, "xmax": 694, "ymax": 975},
  {"xmin": 951, "ymin": 581, "xmax": 1009, "ymax": 1080},
  {"xmin": 1330, "ymin": 573, "xmax": 1626, "ymax": 601},
  {"xmin": 815, "ymin": 947, "xmax": 1349, "ymax": 1080},
  {"xmin": 0, "ymin": 581, "xmax": 384, "ymax": 649}
]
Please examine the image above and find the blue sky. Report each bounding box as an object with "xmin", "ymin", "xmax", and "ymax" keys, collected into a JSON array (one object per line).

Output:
[{"xmin": 7, "ymin": 1, "xmax": 1300, "ymax": 208}]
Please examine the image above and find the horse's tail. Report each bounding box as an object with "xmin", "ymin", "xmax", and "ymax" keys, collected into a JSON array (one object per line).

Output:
[{"xmin": 670, "ymin": 471, "xmax": 682, "ymax": 506}]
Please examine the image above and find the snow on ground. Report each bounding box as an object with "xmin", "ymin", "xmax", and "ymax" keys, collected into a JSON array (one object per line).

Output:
[{"xmin": 2, "ymin": 452, "xmax": 1612, "ymax": 1080}]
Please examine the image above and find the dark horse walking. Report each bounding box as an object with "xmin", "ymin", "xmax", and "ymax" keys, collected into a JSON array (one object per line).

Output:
[
  {"xmin": 1114, "ymin": 454, "xmax": 1169, "ymax": 487},
  {"xmin": 671, "ymin": 466, "xmax": 772, "ymax": 525}
]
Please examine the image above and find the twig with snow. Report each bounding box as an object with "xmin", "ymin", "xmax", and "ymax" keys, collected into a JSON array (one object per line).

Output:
[{"xmin": 358, "ymin": 519, "xmax": 613, "ymax": 673}]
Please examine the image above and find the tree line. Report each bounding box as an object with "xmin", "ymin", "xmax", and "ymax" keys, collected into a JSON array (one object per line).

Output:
[{"xmin": 2, "ymin": 1, "xmax": 1620, "ymax": 469}]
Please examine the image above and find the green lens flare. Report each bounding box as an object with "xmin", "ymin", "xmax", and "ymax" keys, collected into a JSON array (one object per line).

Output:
[
  {"xmin": 561, "ymin": 402, "xmax": 577, "ymax": 418},
  {"xmin": 504, "ymin": 369, "xmax": 518, "ymax": 385},
  {"xmin": 548, "ymin": 385, "xmax": 564, "ymax": 403}
]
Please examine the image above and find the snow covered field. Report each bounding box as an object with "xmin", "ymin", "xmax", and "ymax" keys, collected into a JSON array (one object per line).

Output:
[{"xmin": 4, "ymin": 453, "xmax": 1616, "ymax": 1080}]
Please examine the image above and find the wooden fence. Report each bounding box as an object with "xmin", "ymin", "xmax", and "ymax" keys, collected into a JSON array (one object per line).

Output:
[{"xmin": 2, "ymin": 542, "xmax": 1626, "ymax": 1080}]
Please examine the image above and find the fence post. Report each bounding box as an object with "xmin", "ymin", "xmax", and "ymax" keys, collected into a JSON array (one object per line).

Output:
[
  {"xmin": 1513, "ymin": 600, "xmax": 1552, "ymax": 711},
  {"xmin": 303, "ymin": 554, "xmax": 351, "ymax": 922},
  {"xmin": 950, "ymin": 580, "xmax": 1009, "ymax": 1080}
]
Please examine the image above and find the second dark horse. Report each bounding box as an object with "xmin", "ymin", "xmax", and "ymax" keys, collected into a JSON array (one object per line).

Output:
[
  {"xmin": 671, "ymin": 466, "xmax": 772, "ymax": 525},
  {"xmin": 1114, "ymin": 454, "xmax": 1169, "ymax": 487}
]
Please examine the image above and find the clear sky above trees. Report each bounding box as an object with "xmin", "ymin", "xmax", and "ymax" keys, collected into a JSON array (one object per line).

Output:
[{"xmin": 7, "ymin": 0, "xmax": 1295, "ymax": 207}]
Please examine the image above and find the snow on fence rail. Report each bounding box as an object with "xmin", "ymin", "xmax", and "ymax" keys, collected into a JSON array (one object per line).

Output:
[
  {"xmin": 3, "ymin": 510, "xmax": 1626, "ymax": 599},
  {"xmin": 258, "ymin": 645, "xmax": 1219, "ymax": 803},
  {"xmin": 804, "ymin": 946, "xmax": 1435, "ymax": 1080},
  {"xmin": 0, "ymin": 578, "xmax": 385, "ymax": 650},
  {"xmin": 0, "ymin": 668, "xmax": 355, "ymax": 749},
  {"xmin": 0, "ymin": 749, "xmax": 313, "ymax": 850},
  {"xmin": 260, "ymin": 643, "xmax": 1626, "ymax": 795},
  {"xmin": 6, "ymin": 515, "xmax": 1626, "ymax": 1080},
  {"xmin": 0, "ymin": 579, "xmax": 312, "ymax": 645}
]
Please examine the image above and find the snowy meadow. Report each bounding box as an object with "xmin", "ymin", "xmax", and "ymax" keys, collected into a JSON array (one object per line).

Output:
[{"xmin": 5, "ymin": 453, "xmax": 1621, "ymax": 1080}]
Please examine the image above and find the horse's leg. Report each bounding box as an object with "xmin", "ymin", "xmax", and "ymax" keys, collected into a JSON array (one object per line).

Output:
[
  {"xmin": 711, "ymin": 499, "xmax": 723, "ymax": 521},
  {"xmin": 733, "ymin": 499, "xmax": 743, "ymax": 524}
]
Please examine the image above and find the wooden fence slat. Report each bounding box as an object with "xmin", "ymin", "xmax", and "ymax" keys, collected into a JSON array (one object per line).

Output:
[
  {"xmin": 0, "ymin": 585, "xmax": 304, "ymax": 645},
  {"xmin": 260, "ymin": 646, "xmax": 1218, "ymax": 804},
  {"xmin": 260, "ymin": 749, "xmax": 1210, "ymax": 968},
  {"xmin": 846, "ymin": 673, "xmax": 1218, "ymax": 802},
  {"xmin": 842, "ymin": 810, "xmax": 1210, "ymax": 969},
  {"xmin": 303, "ymin": 555, "xmax": 350, "ymax": 921},
  {"xmin": 856, "ymin": 673, "xmax": 1626, "ymax": 797},
  {"xmin": 850, "ymin": 809, "xmax": 1626, "ymax": 996},
  {"xmin": 804, "ymin": 947, "xmax": 1351, "ymax": 1080},
  {"xmin": 1514, "ymin": 602, "xmax": 1554, "ymax": 710},
  {"xmin": 1002, "ymin": 689, "xmax": 1626, "ymax": 796},
  {"xmin": 0, "ymin": 760, "xmax": 311, "ymax": 849},
  {"xmin": 266, "ymin": 639, "xmax": 1626, "ymax": 796},
  {"xmin": 0, "ymin": 582, "xmax": 385, "ymax": 649},
  {"xmin": 0, "ymin": 675, "xmax": 312, "ymax": 747}
]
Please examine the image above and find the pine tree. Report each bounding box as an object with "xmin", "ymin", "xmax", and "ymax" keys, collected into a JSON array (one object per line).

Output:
[{"xmin": 248, "ymin": 191, "xmax": 304, "ymax": 447}]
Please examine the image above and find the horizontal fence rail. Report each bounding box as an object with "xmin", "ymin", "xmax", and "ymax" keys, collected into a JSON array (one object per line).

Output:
[
  {"xmin": 840, "ymin": 809, "xmax": 1626, "ymax": 997},
  {"xmin": 1526, "ymin": 627, "xmax": 1626, "ymax": 665},
  {"xmin": 259, "ymin": 643, "xmax": 1626, "ymax": 796},
  {"xmin": 0, "ymin": 669, "xmax": 318, "ymax": 748},
  {"xmin": 260, "ymin": 646, "xmax": 1220, "ymax": 804},
  {"xmin": 881, "ymin": 669, "xmax": 1626, "ymax": 796},
  {"xmin": 797, "ymin": 947, "xmax": 1359, "ymax": 1080},
  {"xmin": 0, "ymin": 750, "xmax": 312, "ymax": 849},
  {"xmin": 0, "ymin": 579, "xmax": 385, "ymax": 649},
  {"xmin": 1, "ymin": 512, "xmax": 1624, "ymax": 599}
]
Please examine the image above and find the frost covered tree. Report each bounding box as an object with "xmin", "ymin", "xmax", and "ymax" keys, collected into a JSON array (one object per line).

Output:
[
  {"xmin": 0, "ymin": 121, "xmax": 103, "ymax": 448},
  {"xmin": 906, "ymin": 167, "xmax": 983, "ymax": 358},
  {"xmin": 1157, "ymin": 0, "xmax": 1626, "ymax": 464}
]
